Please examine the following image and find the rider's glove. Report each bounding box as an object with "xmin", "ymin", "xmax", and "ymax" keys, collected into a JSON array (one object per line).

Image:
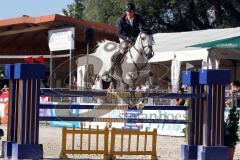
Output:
[
  {"xmin": 129, "ymin": 37, "xmax": 136, "ymax": 43},
  {"xmin": 126, "ymin": 37, "xmax": 131, "ymax": 42},
  {"xmin": 126, "ymin": 37, "xmax": 136, "ymax": 44}
]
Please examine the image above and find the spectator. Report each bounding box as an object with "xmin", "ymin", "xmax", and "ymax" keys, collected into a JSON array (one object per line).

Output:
[
  {"xmin": 72, "ymin": 75, "xmax": 77, "ymax": 89},
  {"xmin": 176, "ymin": 87, "xmax": 185, "ymax": 105},
  {"xmin": 226, "ymin": 80, "xmax": 240, "ymax": 107},
  {"xmin": 1, "ymin": 84, "xmax": 8, "ymax": 93},
  {"xmin": 0, "ymin": 71, "xmax": 8, "ymax": 90},
  {"xmin": 0, "ymin": 72, "xmax": 4, "ymax": 89},
  {"xmin": 0, "ymin": 128, "xmax": 3, "ymax": 140},
  {"xmin": 230, "ymin": 80, "xmax": 240, "ymax": 92}
]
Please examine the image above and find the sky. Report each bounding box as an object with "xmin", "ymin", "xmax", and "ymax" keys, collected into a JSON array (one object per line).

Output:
[{"xmin": 0, "ymin": 0, "xmax": 74, "ymax": 19}]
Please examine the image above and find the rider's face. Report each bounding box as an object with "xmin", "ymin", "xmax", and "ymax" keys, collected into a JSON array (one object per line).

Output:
[{"xmin": 126, "ymin": 10, "xmax": 134, "ymax": 18}]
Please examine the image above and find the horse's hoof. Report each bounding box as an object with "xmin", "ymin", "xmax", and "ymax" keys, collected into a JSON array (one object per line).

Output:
[
  {"xmin": 137, "ymin": 103, "xmax": 145, "ymax": 109},
  {"xmin": 129, "ymin": 100, "xmax": 135, "ymax": 106}
]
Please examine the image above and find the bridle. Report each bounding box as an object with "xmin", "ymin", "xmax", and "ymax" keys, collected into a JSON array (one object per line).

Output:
[
  {"xmin": 126, "ymin": 32, "xmax": 155, "ymax": 87},
  {"xmin": 139, "ymin": 32, "xmax": 155, "ymax": 60}
]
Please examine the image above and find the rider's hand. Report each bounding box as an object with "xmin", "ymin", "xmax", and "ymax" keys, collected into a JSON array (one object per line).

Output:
[
  {"xmin": 129, "ymin": 37, "xmax": 136, "ymax": 43},
  {"xmin": 126, "ymin": 37, "xmax": 135, "ymax": 44},
  {"xmin": 126, "ymin": 37, "xmax": 131, "ymax": 43}
]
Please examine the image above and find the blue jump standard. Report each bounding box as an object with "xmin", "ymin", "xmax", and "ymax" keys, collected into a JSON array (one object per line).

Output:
[
  {"xmin": 2, "ymin": 65, "xmax": 15, "ymax": 158},
  {"xmin": 181, "ymin": 145, "xmax": 198, "ymax": 160},
  {"xmin": 2, "ymin": 63, "xmax": 45, "ymax": 159},
  {"xmin": 3, "ymin": 64, "xmax": 232, "ymax": 159},
  {"xmin": 197, "ymin": 146, "xmax": 229, "ymax": 160},
  {"xmin": 11, "ymin": 143, "xmax": 43, "ymax": 159},
  {"xmin": 2, "ymin": 141, "xmax": 14, "ymax": 158},
  {"xmin": 181, "ymin": 70, "xmax": 231, "ymax": 160},
  {"xmin": 181, "ymin": 71, "xmax": 202, "ymax": 160}
]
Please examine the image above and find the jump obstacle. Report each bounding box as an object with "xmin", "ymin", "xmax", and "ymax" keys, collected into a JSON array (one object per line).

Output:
[
  {"xmin": 1, "ymin": 63, "xmax": 231, "ymax": 160},
  {"xmin": 110, "ymin": 127, "xmax": 157, "ymax": 159},
  {"xmin": 61, "ymin": 126, "xmax": 109, "ymax": 159},
  {"xmin": 60, "ymin": 126, "xmax": 157, "ymax": 160}
]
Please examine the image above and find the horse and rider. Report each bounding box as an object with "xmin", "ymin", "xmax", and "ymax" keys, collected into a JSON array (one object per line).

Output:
[
  {"xmin": 77, "ymin": 2, "xmax": 154, "ymax": 106},
  {"xmin": 109, "ymin": 2, "xmax": 148, "ymax": 76},
  {"xmin": 78, "ymin": 2, "xmax": 154, "ymax": 87}
]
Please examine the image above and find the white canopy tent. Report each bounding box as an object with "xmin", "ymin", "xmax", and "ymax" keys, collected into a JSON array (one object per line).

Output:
[
  {"xmin": 150, "ymin": 27, "xmax": 240, "ymax": 92},
  {"xmin": 151, "ymin": 27, "xmax": 240, "ymax": 62}
]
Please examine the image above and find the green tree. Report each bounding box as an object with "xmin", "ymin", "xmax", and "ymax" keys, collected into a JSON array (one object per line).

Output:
[
  {"xmin": 62, "ymin": 0, "xmax": 240, "ymax": 32},
  {"xmin": 62, "ymin": 0, "xmax": 85, "ymax": 19},
  {"xmin": 83, "ymin": 0, "xmax": 124, "ymax": 24}
]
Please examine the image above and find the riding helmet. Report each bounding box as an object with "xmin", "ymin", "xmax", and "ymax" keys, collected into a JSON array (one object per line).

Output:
[{"xmin": 126, "ymin": 2, "xmax": 135, "ymax": 11}]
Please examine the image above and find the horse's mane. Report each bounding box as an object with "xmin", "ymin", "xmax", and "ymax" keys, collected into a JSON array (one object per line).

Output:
[
  {"xmin": 96, "ymin": 40, "xmax": 118, "ymax": 48},
  {"xmin": 93, "ymin": 40, "xmax": 119, "ymax": 54}
]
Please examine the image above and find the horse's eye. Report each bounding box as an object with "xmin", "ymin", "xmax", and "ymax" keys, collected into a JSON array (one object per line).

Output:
[{"xmin": 141, "ymin": 37, "xmax": 145, "ymax": 40}]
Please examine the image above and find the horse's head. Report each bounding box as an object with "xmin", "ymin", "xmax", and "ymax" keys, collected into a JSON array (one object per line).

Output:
[{"xmin": 135, "ymin": 31, "xmax": 155, "ymax": 60}]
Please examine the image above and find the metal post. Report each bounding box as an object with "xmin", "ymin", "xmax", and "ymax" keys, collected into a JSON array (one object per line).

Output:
[
  {"xmin": 86, "ymin": 43, "xmax": 89, "ymax": 88},
  {"xmin": 50, "ymin": 51, "xmax": 53, "ymax": 88},
  {"xmin": 69, "ymin": 49, "xmax": 72, "ymax": 89}
]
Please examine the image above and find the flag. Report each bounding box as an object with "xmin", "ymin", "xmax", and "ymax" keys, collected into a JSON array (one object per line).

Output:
[
  {"xmin": 35, "ymin": 56, "xmax": 45, "ymax": 63},
  {"xmin": 186, "ymin": 63, "xmax": 194, "ymax": 71},
  {"xmin": 24, "ymin": 57, "xmax": 33, "ymax": 63}
]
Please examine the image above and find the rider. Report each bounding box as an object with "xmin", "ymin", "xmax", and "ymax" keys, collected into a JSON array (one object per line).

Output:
[{"xmin": 109, "ymin": 2, "xmax": 146, "ymax": 75}]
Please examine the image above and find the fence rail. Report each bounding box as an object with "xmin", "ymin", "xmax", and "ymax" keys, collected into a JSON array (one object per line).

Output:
[
  {"xmin": 60, "ymin": 125, "xmax": 109, "ymax": 159},
  {"xmin": 60, "ymin": 126, "xmax": 158, "ymax": 160},
  {"xmin": 110, "ymin": 128, "xmax": 157, "ymax": 160}
]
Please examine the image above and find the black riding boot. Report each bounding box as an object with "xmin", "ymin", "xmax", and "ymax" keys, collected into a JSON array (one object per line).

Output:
[{"xmin": 109, "ymin": 53, "xmax": 122, "ymax": 76}]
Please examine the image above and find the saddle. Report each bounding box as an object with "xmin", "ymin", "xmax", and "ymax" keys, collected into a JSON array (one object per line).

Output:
[
  {"xmin": 111, "ymin": 41, "xmax": 133, "ymax": 64},
  {"xmin": 111, "ymin": 50, "xmax": 125, "ymax": 64},
  {"xmin": 109, "ymin": 41, "xmax": 134, "ymax": 76}
]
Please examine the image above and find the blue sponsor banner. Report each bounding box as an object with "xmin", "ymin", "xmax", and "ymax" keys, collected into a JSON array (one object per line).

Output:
[{"xmin": 123, "ymin": 109, "xmax": 143, "ymax": 130}]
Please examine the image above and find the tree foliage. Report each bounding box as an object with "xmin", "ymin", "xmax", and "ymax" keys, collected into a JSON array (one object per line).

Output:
[
  {"xmin": 62, "ymin": 0, "xmax": 240, "ymax": 33},
  {"xmin": 82, "ymin": 0, "xmax": 123, "ymax": 24},
  {"xmin": 224, "ymin": 106, "xmax": 239, "ymax": 148},
  {"xmin": 62, "ymin": 0, "xmax": 85, "ymax": 19}
]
